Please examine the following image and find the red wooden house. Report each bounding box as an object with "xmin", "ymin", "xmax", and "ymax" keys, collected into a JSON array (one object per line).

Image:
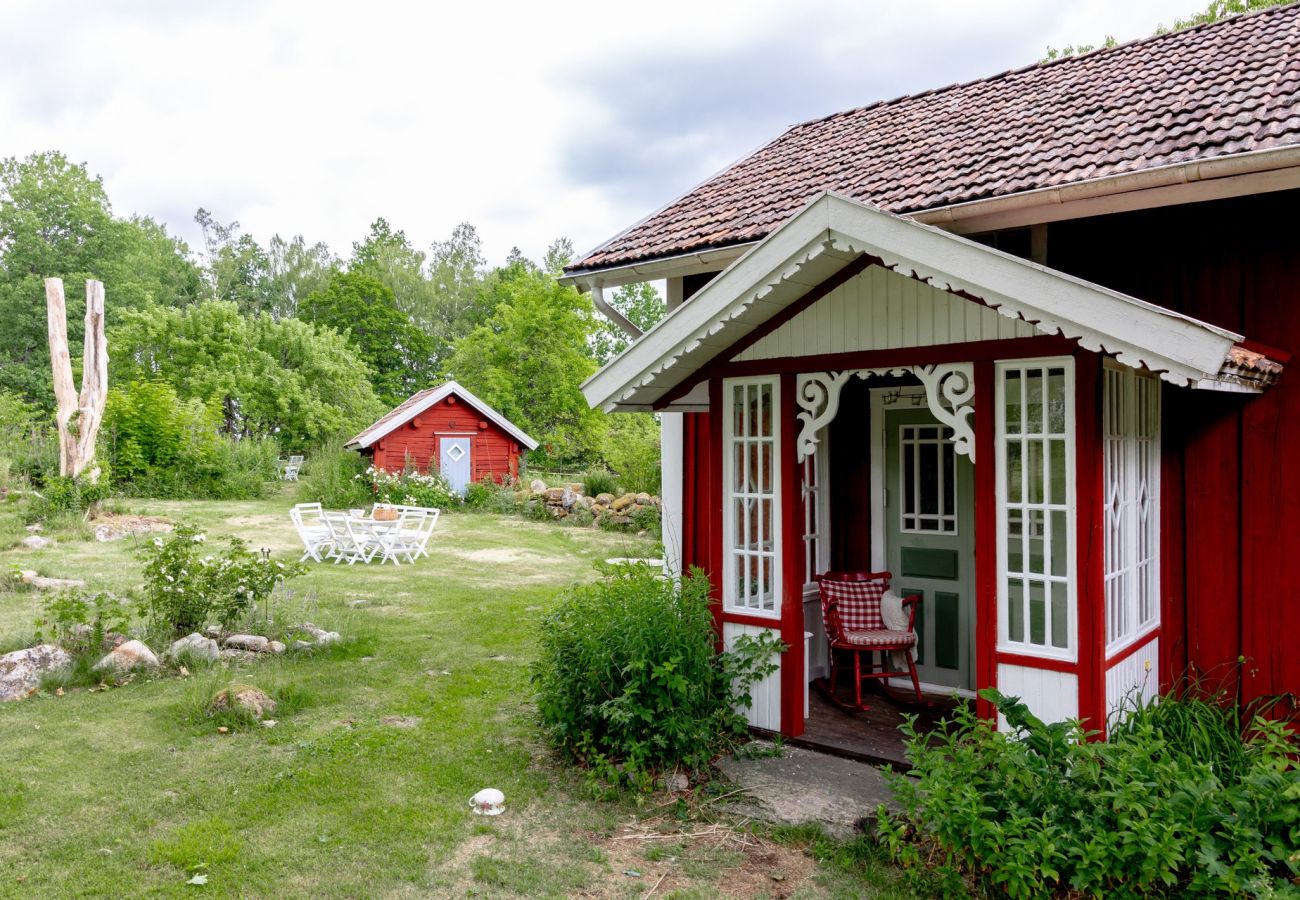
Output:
[
  {"xmin": 345, "ymin": 381, "xmax": 537, "ymax": 495},
  {"xmin": 565, "ymin": 7, "xmax": 1300, "ymax": 739}
]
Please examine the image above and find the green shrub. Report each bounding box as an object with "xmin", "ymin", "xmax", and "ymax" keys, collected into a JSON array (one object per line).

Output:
[
  {"xmin": 34, "ymin": 589, "xmax": 132, "ymax": 651},
  {"xmin": 28, "ymin": 475, "xmax": 113, "ymax": 522},
  {"xmin": 581, "ymin": 468, "xmax": 618, "ymax": 497},
  {"xmin": 102, "ymin": 380, "xmax": 278, "ymax": 499},
  {"xmin": 296, "ymin": 442, "xmax": 371, "ymax": 509},
  {"xmin": 138, "ymin": 525, "xmax": 306, "ymax": 634},
  {"xmin": 880, "ymin": 688, "xmax": 1300, "ymax": 897},
  {"xmin": 603, "ymin": 415, "xmax": 661, "ymax": 495},
  {"xmin": 463, "ymin": 477, "xmax": 502, "ymax": 510},
  {"xmin": 0, "ymin": 391, "xmax": 57, "ymax": 485},
  {"xmin": 532, "ymin": 565, "xmax": 782, "ymax": 789}
]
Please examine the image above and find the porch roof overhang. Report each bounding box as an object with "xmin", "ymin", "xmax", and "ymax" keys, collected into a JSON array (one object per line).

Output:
[{"xmin": 581, "ymin": 192, "xmax": 1283, "ymax": 413}]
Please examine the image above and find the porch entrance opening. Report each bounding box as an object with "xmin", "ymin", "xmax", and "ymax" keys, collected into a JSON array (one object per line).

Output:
[{"xmin": 874, "ymin": 386, "xmax": 976, "ymax": 694}]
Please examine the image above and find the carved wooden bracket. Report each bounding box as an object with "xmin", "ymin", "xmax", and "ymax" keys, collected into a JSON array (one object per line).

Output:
[{"xmin": 795, "ymin": 362, "xmax": 976, "ymax": 463}]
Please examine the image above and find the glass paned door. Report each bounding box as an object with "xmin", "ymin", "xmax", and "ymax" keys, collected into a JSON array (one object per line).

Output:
[{"xmin": 881, "ymin": 392, "xmax": 976, "ymax": 691}]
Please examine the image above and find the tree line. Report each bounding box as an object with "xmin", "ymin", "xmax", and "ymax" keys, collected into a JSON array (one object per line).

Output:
[{"xmin": 0, "ymin": 151, "xmax": 662, "ymax": 493}]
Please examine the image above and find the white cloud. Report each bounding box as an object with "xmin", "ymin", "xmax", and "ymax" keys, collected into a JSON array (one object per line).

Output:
[{"xmin": 0, "ymin": 0, "xmax": 1197, "ymax": 267}]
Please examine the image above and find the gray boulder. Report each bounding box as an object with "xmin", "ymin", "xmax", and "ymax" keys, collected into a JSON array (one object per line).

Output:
[
  {"xmin": 20, "ymin": 535, "xmax": 51, "ymax": 550},
  {"xmin": 223, "ymin": 634, "xmax": 270, "ymax": 653},
  {"xmin": 17, "ymin": 570, "xmax": 85, "ymax": 591},
  {"xmin": 94, "ymin": 640, "xmax": 159, "ymax": 674},
  {"xmin": 295, "ymin": 623, "xmax": 340, "ymax": 646},
  {"xmin": 168, "ymin": 633, "xmax": 219, "ymax": 664},
  {"xmin": 0, "ymin": 645, "xmax": 72, "ymax": 701}
]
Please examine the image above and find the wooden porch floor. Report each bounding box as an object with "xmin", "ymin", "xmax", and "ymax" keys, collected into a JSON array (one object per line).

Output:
[{"xmin": 784, "ymin": 687, "xmax": 965, "ymax": 769}]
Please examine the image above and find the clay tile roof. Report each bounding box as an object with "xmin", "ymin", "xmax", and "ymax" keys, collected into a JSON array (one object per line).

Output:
[{"xmin": 568, "ymin": 4, "xmax": 1300, "ymax": 275}]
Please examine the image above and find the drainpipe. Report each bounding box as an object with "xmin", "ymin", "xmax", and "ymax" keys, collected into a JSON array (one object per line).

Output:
[{"xmin": 591, "ymin": 282, "xmax": 642, "ymax": 339}]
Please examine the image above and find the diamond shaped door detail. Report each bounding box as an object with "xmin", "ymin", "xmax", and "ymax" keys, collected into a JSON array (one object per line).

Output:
[{"xmin": 440, "ymin": 437, "xmax": 472, "ymax": 496}]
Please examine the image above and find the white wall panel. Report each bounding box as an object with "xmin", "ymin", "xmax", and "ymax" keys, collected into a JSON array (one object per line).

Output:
[
  {"xmin": 723, "ymin": 622, "xmax": 782, "ymax": 730},
  {"xmin": 1105, "ymin": 637, "xmax": 1160, "ymax": 726},
  {"xmin": 996, "ymin": 664, "xmax": 1078, "ymax": 731},
  {"xmin": 736, "ymin": 265, "xmax": 1037, "ymax": 362}
]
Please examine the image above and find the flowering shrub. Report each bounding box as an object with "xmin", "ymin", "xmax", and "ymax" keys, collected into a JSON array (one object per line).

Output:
[
  {"xmin": 138, "ymin": 524, "xmax": 306, "ymax": 633},
  {"xmin": 356, "ymin": 465, "xmax": 459, "ymax": 509}
]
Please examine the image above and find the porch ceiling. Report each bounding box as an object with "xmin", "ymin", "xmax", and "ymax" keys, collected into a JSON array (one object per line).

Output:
[{"xmin": 582, "ymin": 192, "xmax": 1281, "ymax": 413}]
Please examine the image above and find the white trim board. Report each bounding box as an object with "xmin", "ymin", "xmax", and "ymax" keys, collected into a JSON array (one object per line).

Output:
[
  {"xmin": 582, "ymin": 192, "xmax": 1250, "ymax": 413},
  {"xmin": 345, "ymin": 380, "xmax": 538, "ymax": 451}
]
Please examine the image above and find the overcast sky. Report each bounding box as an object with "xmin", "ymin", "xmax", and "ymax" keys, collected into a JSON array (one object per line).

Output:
[{"xmin": 2, "ymin": 0, "xmax": 1200, "ymax": 267}]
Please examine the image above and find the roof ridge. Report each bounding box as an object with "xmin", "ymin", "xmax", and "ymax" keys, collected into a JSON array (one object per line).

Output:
[{"xmin": 787, "ymin": 1, "xmax": 1300, "ymax": 133}]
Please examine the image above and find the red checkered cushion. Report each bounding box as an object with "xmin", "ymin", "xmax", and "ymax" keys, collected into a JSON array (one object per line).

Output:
[
  {"xmin": 820, "ymin": 577, "xmax": 887, "ymax": 635},
  {"xmin": 841, "ymin": 629, "xmax": 917, "ymax": 648}
]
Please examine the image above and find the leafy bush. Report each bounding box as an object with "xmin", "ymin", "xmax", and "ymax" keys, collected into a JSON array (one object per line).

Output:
[
  {"xmin": 34, "ymin": 589, "xmax": 132, "ymax": 651},
  {"xmin": 103, "ymin": 380, "xmax": 279, "ymax": 499},
  {"xmin": 296, "ymin": 442, "xmax": 371, "ymax": 509},
  {"xmin": 880, "ymin": 687, "xmax": 1300, "ymax": 897},
  {"xmin": 533, "ymin": 565, "xmax": 782, "ymax": 789},
  {"xmin": 0, "ymin": 390, "xmax": 57, "ymax": 485},
  {"xmin": 362, "ymin": 464, "xmax": 459, "ymax": 509},
  {"xmin": 603, "ymin": 414, "xmax": 660, "ymax": 495},
  {"xmin": 28, "ymin": 475, "xmax": 113, "ymax": 522},
  {"xmin": 462, "ymin": 477, "xmax": 502, "ymax": 509},
  {"xmin": 581, "ymin": 468, "xmax": 618, "ymax": 497},
  {"xmin": 138, "ymin": 525, "xmax": 306, "ymax": 634}
]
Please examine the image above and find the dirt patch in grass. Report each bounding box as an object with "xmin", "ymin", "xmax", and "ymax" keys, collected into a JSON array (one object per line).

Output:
[
  {"xmin": 589, "ymin": 819, "xmax": 819, "ymax": 898},
  {"xmin": 457, "ymin": 547, "xmax": 565, "ymax": 565}
]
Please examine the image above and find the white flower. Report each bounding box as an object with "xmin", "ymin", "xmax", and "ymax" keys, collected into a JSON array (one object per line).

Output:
[
  {"xmin": 193, "ymin": 534, "xmax": 206, "ymax": 543},
  {"xmin": 153, "ymin": 538, "xmax": 164, "ymax": 548}
]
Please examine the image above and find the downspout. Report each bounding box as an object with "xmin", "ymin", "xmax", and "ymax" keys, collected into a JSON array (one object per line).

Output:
[{"xmin": 591, "ymin": 282, "xmax": 642, "ymax": 339}]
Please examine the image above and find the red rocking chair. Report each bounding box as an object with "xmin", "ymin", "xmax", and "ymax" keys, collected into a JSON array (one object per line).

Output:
[{"xmin": 816, "ymin": 570, "xmax": 923, "ymax": 710}]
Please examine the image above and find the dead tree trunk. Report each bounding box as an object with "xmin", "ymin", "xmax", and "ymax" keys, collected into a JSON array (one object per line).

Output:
[{"xmin": 45, "ymin": 278, "xmax": 108, "ymax": 481}]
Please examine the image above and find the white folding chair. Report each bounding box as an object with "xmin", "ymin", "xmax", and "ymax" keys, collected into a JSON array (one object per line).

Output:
[
  {"xmin": 290, "ymin": 505, "xmax": 331, "ymax": 562},
  {"xmin": 343, "ymin": 516, "xmax": 381, "ymax": 565},
  {"xmin": 283, "ymin": 454, "xmax": 305, "ymax": 482},
  {"xmin": 375, "ymin": 510, "xmax": 424, "ymax": 565},
  {"xmin": 409, "ymin": 508, "xmax": 440, "ymax": 558}
]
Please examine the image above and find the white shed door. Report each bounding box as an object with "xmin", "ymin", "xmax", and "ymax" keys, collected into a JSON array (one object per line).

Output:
[{"xmin": 439, "ymin": 437, "xmax": 471, "ymax": 495}]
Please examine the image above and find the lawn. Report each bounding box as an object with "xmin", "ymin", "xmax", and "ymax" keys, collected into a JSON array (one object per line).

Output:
[{"xmin": 0, "ymin": 490, "xmax": 921, "ymax": 898}]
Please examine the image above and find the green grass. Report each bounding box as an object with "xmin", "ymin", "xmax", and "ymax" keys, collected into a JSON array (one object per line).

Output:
[{"xmin": 0, "ymin": 487, "xmax": 923, "ymax": 898}]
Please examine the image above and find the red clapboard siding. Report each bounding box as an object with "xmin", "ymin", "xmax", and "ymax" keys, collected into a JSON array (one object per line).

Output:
[
  {"xmin": 1048, "ymin": 189, "xmax": 1299, "ymax": 705},
  {"xmin": 370, "ymin": 395, "xmax": 522, "ymax": 482}
]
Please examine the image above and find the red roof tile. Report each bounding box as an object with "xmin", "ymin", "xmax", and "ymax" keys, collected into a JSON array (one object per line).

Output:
[{"xmin": 568, "ymin": 4, "xmax": 1300, "ymax": 274}]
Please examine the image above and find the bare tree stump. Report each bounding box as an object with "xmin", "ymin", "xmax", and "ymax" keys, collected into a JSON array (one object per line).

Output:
[{"xmin": 45, "ymin": 278, "xmax": 108, "ymax": 481}]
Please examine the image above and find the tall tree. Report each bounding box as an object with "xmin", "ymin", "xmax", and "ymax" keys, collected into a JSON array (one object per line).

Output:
[
  {"xmin": 448, "ymin": 256, "xmax": 606, "ymax": 465},
  {"xmin": 300, "ymin": 270, "xmax": 435, "ymax": 405},
  {"xmin": 0, "ymin": 152, "xmax": 200, "ymax": 403},
  {"xmin": 194, "ymin": 208, "xmax": 272, "ymax": 313},
  {"xmin": 265, "ymin": 234, "xmax": 336, "ymax": 320},
  {"xmin": 110, "ymin": 300, "xmax": 382, "ymax": 447}
]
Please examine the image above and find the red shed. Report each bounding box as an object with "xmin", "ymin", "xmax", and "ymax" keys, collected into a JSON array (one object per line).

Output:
[{"xmin": 345, "ymin": 381, "xmax": 537, "ymax": 495}]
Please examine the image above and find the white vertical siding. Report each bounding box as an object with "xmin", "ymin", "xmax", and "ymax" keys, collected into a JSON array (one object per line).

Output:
[
  {"xmin": 660, "ymin": 412, "xmax": 684, "ymax": 578},
  {"xmin": 723, "ymin": 622, "xmax": 782, "ymax": 730},
  {"xmin": 735, "ymin": 265, "xmax": 1038, "ymax": 361},
  {"xmin": 996, "ymin": 664, "xmax": 1078, "ymax": 731},
  {"xmin": 1105, "ymin": 637, "xmax": 1160, "ymax": 725}
]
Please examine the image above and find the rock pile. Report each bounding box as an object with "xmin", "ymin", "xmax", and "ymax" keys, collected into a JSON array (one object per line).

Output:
[{"xmin": 517, "ymin": 483, "xmax": 661, "ymax": 527}]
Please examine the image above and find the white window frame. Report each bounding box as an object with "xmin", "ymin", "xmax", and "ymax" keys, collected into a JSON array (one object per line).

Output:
[
  {"xmin": 1103, "ymin": 361, "xmax": 1161, "ymax": 656},
  {"xmin": 801, "ymin": 433, "xmax": 831, "ymax": 589},
  {"xmin": 898, "ymin": 423, "xmax": 959, "ymax": 535},
  {"xmin": 995, "ymin": 357, "xmax": 1078, "ymax": 662},
  {"xmin": 723, "ymin": 376, "xmax": 782, "ymax": 619}
]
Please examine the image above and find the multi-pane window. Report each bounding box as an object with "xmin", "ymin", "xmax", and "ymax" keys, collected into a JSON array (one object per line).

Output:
[
  {"xmin": 900, "ymin": 424, "xmax": 957, "ymax": 533},
  {"xmin": 802, "ymin": 441, "xmax": 829, "ymax": 587},
  {"xmin": 1104, "ymin": 362, "xmax": 1160, "ymax": 650},
  {"xmin": 724, "ymin": 378, "xmax": 781, "ymax": 616},
  {"xmin": 997, "ymin": 360, "xmax": 1075, "ymax": 657}
]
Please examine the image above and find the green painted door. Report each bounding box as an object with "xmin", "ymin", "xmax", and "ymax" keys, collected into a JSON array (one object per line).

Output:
[{"xmin": 883, "ymin": 404, "xmax": 976, "ymax": 691}]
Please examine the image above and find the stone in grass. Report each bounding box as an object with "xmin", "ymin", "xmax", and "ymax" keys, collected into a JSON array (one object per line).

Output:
[
  {"xmin": 167, "ymin": 633, "xmax": 219, "ymax": 664},
  {"xmin": 295, "ymin": 623, "xmax": 339, "ymax": 646},
  {"xmin": 220, "ymin": 649, "xmax": 259, "ymax": 662},
  {"xmin": 290, "ymin": 640, "xmax": 314, "ymax": 652},
  {"xmin": 223, "ymin": 634, "xmax": 269, "ymax": 653},
  {"xmin": 209, "ymin": 685, "xmax": 277, "ymax": 719},
  {"xmin": 94, "ymin": 640, "xmax": 159, "ymax": 674},
  {"xmin": 17, "ymin": 570, "xmax": 85, "ymax": 591},
  {"xmin": 20, "ymin": 535, "xmax": 51, "ymax": 550},
  {"xmin": 267, "ymin": 641, "xmax": 286, "ymax": 654},
  {"xmin": 0, "ymin": 645, "xmax": 72, "ymax": 702}
]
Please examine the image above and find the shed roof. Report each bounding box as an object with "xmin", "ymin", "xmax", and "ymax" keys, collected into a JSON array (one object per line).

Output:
[
  {"xmin": 582, "ymin": 193, "xmax": 1282, "ymax": 412},
  {"xmin": 567, "ymin": 3, "xmax": 1300, "ymax": 276},
  {"xmin": 345, "ymin": 381, "xmax": 539, "ymax": 451}
]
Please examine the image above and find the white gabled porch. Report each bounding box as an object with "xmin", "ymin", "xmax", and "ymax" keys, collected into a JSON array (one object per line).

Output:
[{"xmin": 585, "ymin": 192, "xmax": 1280, "ymax": 743}]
